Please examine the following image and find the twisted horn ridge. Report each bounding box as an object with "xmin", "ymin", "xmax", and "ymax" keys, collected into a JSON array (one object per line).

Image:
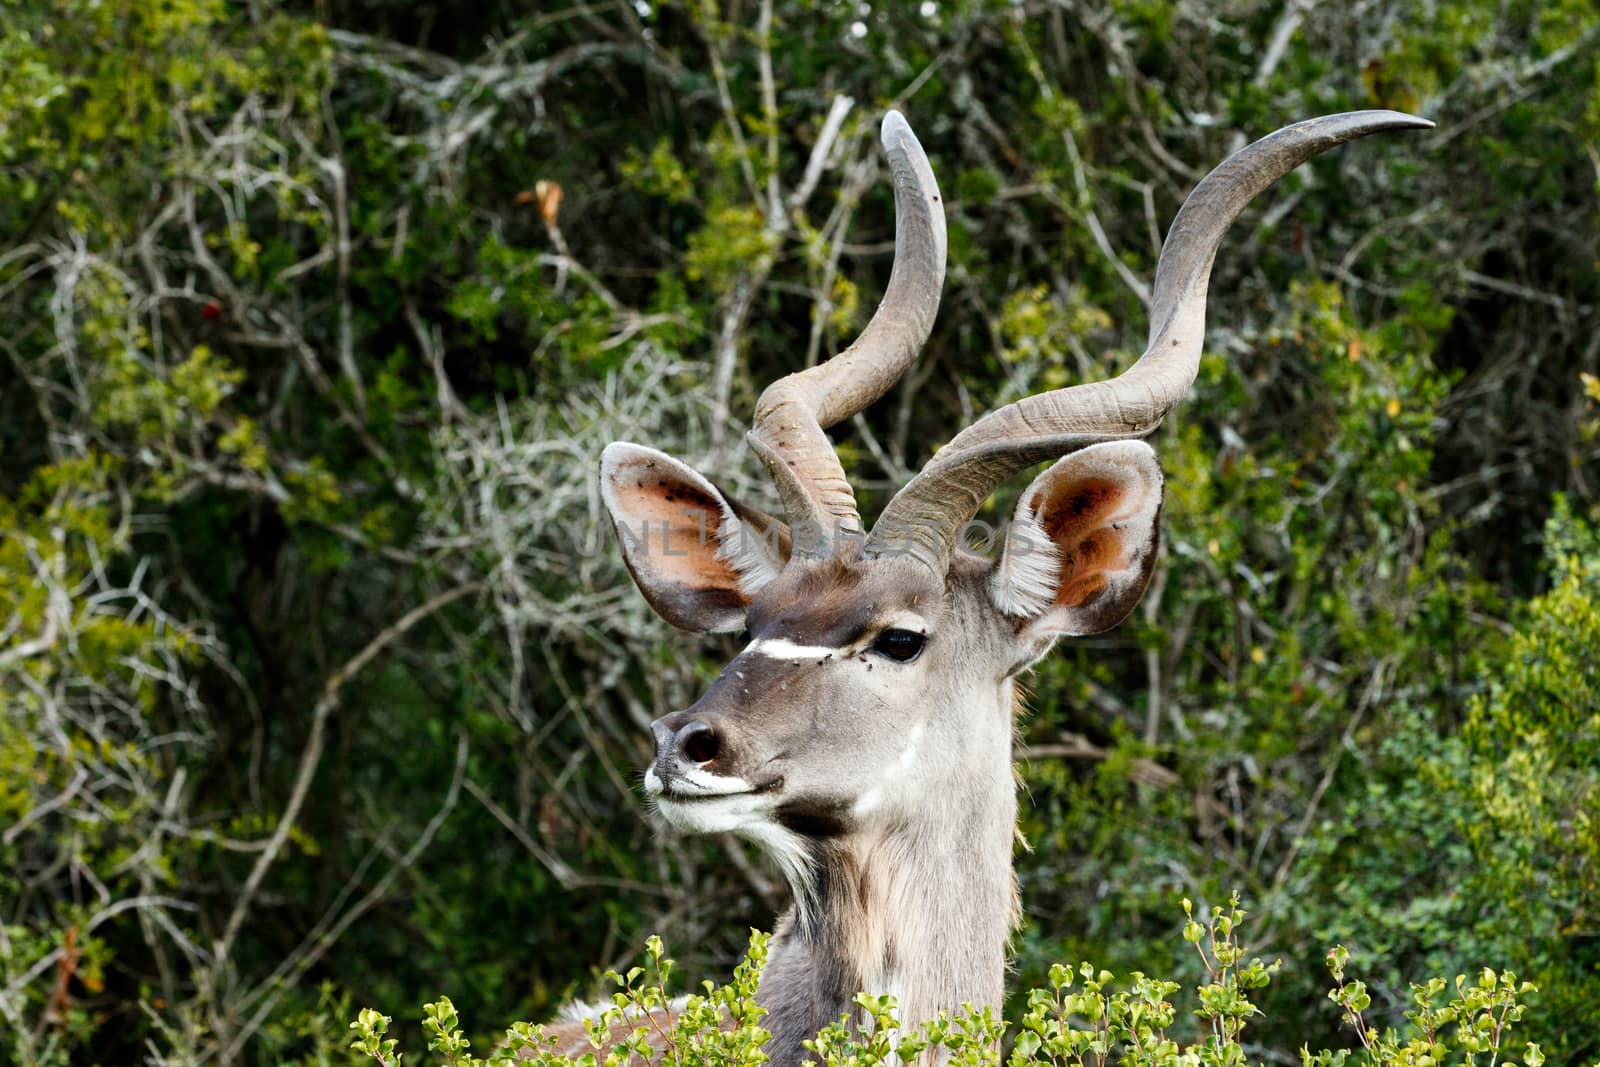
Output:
[
  {"xmin": 865, "ymin": 110, "xmax": 1433, "ymax": 571},
  {"xmin": 748, "ymin": 110, "xmax": 947, "ymax": 557}
]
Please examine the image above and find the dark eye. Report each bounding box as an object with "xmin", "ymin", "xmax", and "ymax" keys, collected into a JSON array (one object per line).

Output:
[{"xmin": 871, "ymin": 628, "xmax": 926, "ymax": 663}]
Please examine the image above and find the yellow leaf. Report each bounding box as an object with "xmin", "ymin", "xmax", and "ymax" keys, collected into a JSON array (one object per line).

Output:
[
  {"xmin": 1385, "ymin": 397, "xmax": 1401, "ymax": 418},
  {"xmin": 1581, "ymin": 371, "xmax": 1600, "ymax": 402}
]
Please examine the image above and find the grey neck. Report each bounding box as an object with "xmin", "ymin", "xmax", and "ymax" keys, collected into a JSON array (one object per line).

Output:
[{"xmin": 754, "ymin": 747, "xmax": 1017, "ymax": 1066}]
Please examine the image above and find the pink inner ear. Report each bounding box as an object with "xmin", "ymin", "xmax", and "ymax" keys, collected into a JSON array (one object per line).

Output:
[
  {"xmin": 612, "ymin": 476, "xmax": 745, "ymax": 597},
  {"xmin": 1057, "ymin": 530, "xmax": 1126, "ymax": 607},
  {"xmin": 1042, "ymin": 483, "xmax": 1144, "ymax": 609},
  {"xmin": 1041, "ymin": 480, "xmax": 1120, "ymax": 540},
  {"xmin": 1058, "ymin": 570, "xmax": 1109, "ymax": 608}
]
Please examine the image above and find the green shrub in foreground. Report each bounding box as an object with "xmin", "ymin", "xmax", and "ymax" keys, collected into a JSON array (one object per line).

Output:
[{"xmin": 348, "ymin": 896, "xmax": 1564, "ymax": 1067}]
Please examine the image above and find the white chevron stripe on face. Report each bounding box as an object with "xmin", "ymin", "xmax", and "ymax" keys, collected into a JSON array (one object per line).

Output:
[{"xmin": 743, "ymin": 638, "xmax": 841, "ymax": 661}]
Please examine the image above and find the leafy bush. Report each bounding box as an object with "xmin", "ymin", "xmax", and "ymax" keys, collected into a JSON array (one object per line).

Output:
[{"xmin": 348, "ymin": 898, "xmax": 1557, "ymax": 1067}]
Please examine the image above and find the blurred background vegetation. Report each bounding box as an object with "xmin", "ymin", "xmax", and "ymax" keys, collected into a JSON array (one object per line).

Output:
[{"xmin": 2, "ymin": 0, "xmax": 1598, "ymax": 1063}]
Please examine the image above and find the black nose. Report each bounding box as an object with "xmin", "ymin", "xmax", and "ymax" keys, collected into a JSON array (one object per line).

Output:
[{"xmin": 651, "ymin": 714, "xmax": 722, "ymax": 766}]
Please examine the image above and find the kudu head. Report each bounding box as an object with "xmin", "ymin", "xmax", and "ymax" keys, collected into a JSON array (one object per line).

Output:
[{"xmin": 600, "ymin": 109, "xmax": 1429, "ymax": 900}]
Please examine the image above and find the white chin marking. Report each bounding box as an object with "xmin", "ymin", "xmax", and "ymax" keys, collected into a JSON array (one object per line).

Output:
[
  {"xmin": 668, "ymin": 765, "xmax": 753, "ymax": 796},
  {"xmin": 643, "ymin": 766, "xmax": 664, "ymax": 796},
  {"xmin": 655, "ymin": 792, "xmax": 775, "ymax": 834},
  {"xmin": 745, "ymin": 638, "xmax": 840, "ymax": 661}
]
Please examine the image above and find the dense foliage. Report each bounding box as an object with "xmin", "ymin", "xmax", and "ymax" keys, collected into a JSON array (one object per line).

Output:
[
  {"xmin": 349, "ymin": 903, "xmax": 1552, "ymax": 1067},
  {"xmin": 2, "ymin": 0, "xmax": 1597, "ymax": 1064}
]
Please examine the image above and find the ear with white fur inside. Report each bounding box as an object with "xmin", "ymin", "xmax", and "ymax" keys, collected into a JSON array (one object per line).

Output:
[
  {"xmin": 990, "ymin": 440, "xmax": 1163, "ymax": 638},
  {"xmin": 600, "ymin": 443, "xmax": 788, "ymax": 633}
]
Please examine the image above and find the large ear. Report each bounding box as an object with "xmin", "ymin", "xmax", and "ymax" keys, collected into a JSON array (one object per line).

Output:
[
  {"xmin": 990, "ymin": 440, "xmax": 1162, "ymax": 640},
  {"xmin": 600, "ymin": 443, "xmax": 789, "ymax": 633}
]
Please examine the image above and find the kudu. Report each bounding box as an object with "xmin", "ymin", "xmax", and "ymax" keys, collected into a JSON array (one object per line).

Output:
[{"xmin": 582, "ymin": 108, "xmax": 1428, "ymax": 1064}]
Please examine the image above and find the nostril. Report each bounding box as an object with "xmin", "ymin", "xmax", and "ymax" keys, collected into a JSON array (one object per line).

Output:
[{"xmin": 678, "ymin": 721, "xmax": 720, "ymax": 765}]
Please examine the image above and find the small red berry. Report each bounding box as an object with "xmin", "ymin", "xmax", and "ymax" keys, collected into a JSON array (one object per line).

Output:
[{"xmin": 201, "ymin": 301, "xmax": 223, "ymax": 322}]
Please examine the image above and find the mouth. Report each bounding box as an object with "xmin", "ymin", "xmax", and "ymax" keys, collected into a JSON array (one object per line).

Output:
[
  {"xmin": 644, "ymin": 764, "xmax": 784, "ymax": 802},
  {"xmin": 644, "ymin": 766, "xmax": 787, "ymax": 834},
  {"xmin": 656, "ymin": 776, "xmax": 784, "ymax": 802},
  {"xmin": 640, "ymin": 755, "xmax": 784, "ymax": 796}
]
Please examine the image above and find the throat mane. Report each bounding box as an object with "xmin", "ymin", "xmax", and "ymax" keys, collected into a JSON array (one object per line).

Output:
[{"xmin": 752, "ymin": 757, "xmax": 1017, "ymax": 1067}]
